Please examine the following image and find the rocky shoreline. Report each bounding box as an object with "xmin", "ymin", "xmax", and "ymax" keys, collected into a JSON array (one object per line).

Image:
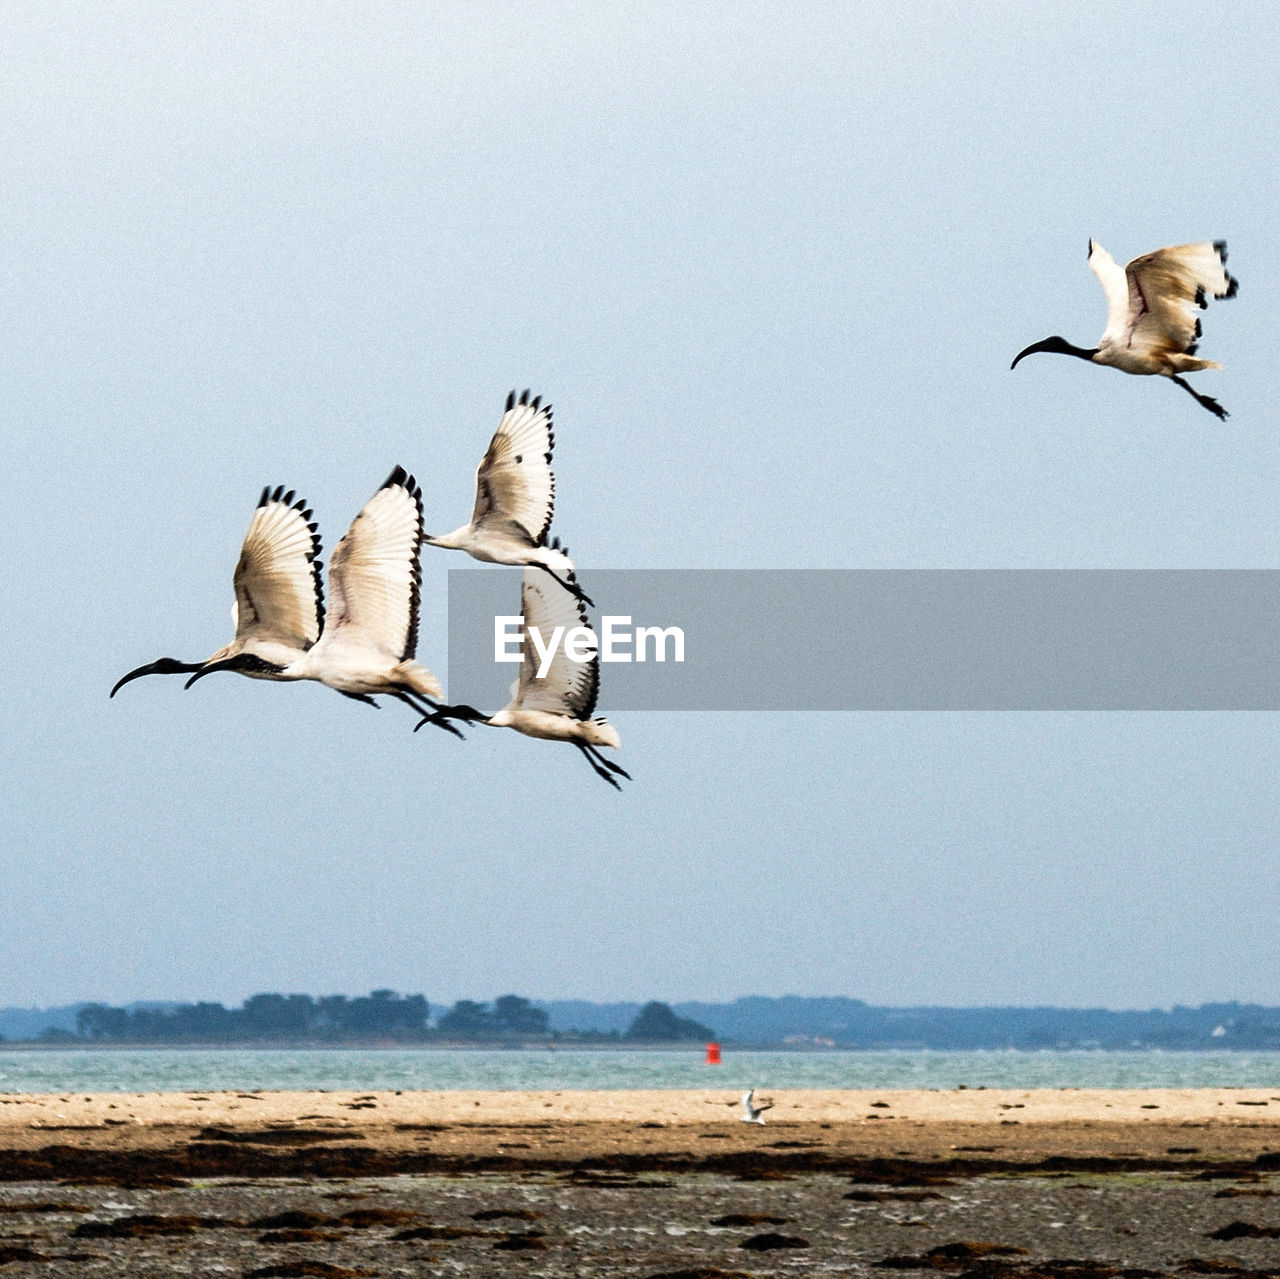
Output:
[
  {"xmin": 0, "ymin": 1090, "xmax": 1278, "ymax": 1276},
  {"xmin": 3, "ymin": 1161, "xmax": 1280, "ymax": 1277}
]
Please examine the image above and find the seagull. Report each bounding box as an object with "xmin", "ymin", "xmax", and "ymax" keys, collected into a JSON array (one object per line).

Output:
[
  {"xmin": 187, "ymin": 467, "xmax": 461, "ymax": 735},
  {"xmin": 740, "ymin": 1089, "xmax": 773, "ymax": 1124},
  {"xmin": 416, "ymin": 550, "xmax": 629, "ymax": 786},
  {"xmin": 1011, "ymin": 239, "xmax": 1239, "ymax": 419},
  {"xmin": 425, "ymin": 388, "xmax": 593, "ymax": 607},
  {"xmin": 111, "ymin": 485, "xmax": 325, "ymax": 698}
]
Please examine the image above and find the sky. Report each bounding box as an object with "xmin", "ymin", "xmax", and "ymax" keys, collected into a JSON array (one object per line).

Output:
[{"xmin": 3, "ymin": 2, "xmax": 1279, "ymax": 1011}]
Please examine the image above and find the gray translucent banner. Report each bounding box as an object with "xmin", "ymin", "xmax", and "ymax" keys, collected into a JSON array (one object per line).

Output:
[{"xmin": 446, "ymin": 570, "xmax": 1280, "ymax": 711}]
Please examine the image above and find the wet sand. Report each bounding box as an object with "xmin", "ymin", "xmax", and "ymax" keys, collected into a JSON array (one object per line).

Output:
[
  {"xmin": 1, "ymin": 1090, "xmax": 1279, "ymax": 1275},
  {"xmin": 3, "ymin": 1087, "xmax": 1280, "ymax": 1166}
]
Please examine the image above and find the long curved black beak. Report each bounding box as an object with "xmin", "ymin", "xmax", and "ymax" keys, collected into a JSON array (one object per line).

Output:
[
  {"xmin": 110, "ymin": 658, "xmax": 201, "ymax": 698},
  {"xmin": 1011, "ymin": 338, "xmax": 1054, "ymax": 370},
  {"xmin": 1011, "ymin": 335, "xmax": 1097, "ymax": 370}
]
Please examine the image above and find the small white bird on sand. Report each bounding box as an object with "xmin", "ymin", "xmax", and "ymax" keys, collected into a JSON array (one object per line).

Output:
[
  {"xmin": 740, "ymin": 1089, "xmax": 773, "ymax": 1124},
  {"xmin": 425, "ymin": 388, "xmax": 592, "ymax": 606},
  {"xmin": 111, "ymin": 485, "xmax": 325, "ymax": 698},
  {"xmin": 188, "ymin": 468, "xmax": 460, "ymax": 735},
  {"xmin": 417, "ymin": 551, "xmax": 628, "ymax": 786},
  {"xmin": 1011, "ymin": 239, "xmax": 1239, "ymax": 419}
]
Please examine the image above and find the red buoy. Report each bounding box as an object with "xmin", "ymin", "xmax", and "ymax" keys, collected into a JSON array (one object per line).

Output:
[{"xmin": 705, "ymin": 1041, "xmax": 721, "ymax": 1065}]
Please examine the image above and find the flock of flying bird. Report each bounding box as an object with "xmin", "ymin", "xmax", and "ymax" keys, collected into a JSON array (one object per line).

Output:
[
  {"xmin": 111, "ymin": 238, "xmax": 1240, "ymax": 791},
  {"xmin": 111, "ymin": 390, "xmax": 631, "ymax": 790}
]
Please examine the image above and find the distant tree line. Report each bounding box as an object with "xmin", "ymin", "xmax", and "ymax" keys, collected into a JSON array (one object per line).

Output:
[
  {"xmin": 14, "ymin": 993, "xmax": 1280, "ymax": 1048},
  {"xmin": 75, "ymin": 990, "xmax": 431, "ymax": 1043},
  {"xmin": 435, "ymin": 995, "xmax": 549, "ymax": 1037},
  {"xmin": 625, "ymin": 1001, "xmax": 713, "ymax": 1042},
  {"xmin": 61, "ymin": 993, "xmax": 713, "ymax": 1045},
  {"xmin": 578, "ymin": 996, "xmax": 1280, "ymax": 1051}
]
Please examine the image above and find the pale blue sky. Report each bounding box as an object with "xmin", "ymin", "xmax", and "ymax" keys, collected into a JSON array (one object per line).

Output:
[{"xmin": 3, "ymin": 2, "xmax": 1279, "ymax": 1009}]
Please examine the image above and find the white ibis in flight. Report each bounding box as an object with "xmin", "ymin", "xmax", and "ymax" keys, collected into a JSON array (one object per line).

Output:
[
  {"xmin": 417, "ymin": 549, "xmax": 628, "ymax": 787},
  {"xmin": 1012, "ymin": 240, "xmax": 1238, "ymax": 419},
  {"xmin": 111, "ymin": 485, "xmax": 325, "ymax": 698},
  {"xmin": 425, "ymin": 389, "xmax": 592, "ymax": 606}
]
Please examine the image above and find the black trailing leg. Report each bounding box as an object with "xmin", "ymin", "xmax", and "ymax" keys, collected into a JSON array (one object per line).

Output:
[
  {"xmin": 574, "ymin": 741, "xmax": 625, "ymax": 789},
  {"xmin": 582, "ymin": 742, "xmax": 631, "ymax": 780},
  {"xmin": 1171, "ymin": 375, "xmax": 1228, "ymax": 421},
  {"xmin": 389, "ymin": 690, "xmax": 467, "ymax": 739},
  {"xmin": 340, "ymin": 691, "xmax": 381, "ymax": 708},
  {"xmin": 412, "ymin": 703, "xmax": 488, "ymax": 734}
]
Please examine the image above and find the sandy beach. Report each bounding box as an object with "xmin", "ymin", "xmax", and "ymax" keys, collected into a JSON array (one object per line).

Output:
[
  {"xmin": 3, "ymin": 1086, "xmax": 1280, "ymax": 1164},
  {"xmin": 2, "ymin": 1090, "xmax": 1279, "ymax": 1275}
]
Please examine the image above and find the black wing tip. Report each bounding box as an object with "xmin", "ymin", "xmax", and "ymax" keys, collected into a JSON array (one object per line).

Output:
[
  {"xmin": 1210, "ymin": 242, "xmax": 1239, "ymax": 298},
  {"xmin": 262, "ymin": 483, "xmax": 297, "ymax": 507},
  {"xmin": 404, "ymin": 465, "xmax": 426, "ymax": 662},
  {"xmin": 1186, "ymin": 317, "xmax": 1202, "ymax": 355},
  {"xmin": 549, "ymin": 537, "xmax": 593, "ymax": 630},
  {"xmin": 506, "ymin": 388, "xmax": 551, "ymax": 416},
  {"xmin": 1195, "ymin": 286, "xmax": 1208, "ymax": 310},
  {"xmin": 532, "ymin": 471, "xmax": 557, "ymax": 548},
  {"xmin": 262, "ymin": 485, "xmax": 317, "ymax": 522},
  {"xmin": 382, "ymin": 464, "xmax": 422, "ymax": 502}
]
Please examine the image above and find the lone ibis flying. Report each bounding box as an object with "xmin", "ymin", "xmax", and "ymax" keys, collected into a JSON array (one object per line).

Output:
[
  {"xmin": 426, "ymin": 389, "xmax": 592, "ymax": 606},
  {"xmin": 111, "ymin": 485, "xmax": 324, "ymax": 697},
  {"xmin": 1011, "ymin": 240, "xmax": 1239, "ymax": 419}
]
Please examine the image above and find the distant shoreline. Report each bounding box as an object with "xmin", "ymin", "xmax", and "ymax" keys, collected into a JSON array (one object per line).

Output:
[
  {"xmin": 9, "ymin": 997, "xmax": 1280, "ymax": 1053},
  {"xmin": 0, "ymin": 1039, "xmax": 722, "ymax": 1053},
  {"xmin": 5, "ymin": 1040, "xmax": 1280, "ymax": 1053}
]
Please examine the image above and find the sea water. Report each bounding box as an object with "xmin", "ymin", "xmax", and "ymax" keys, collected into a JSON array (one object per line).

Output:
[{"xmin": 1, "ymin": 1047, "xmax": 1278, "ymax": 1094}]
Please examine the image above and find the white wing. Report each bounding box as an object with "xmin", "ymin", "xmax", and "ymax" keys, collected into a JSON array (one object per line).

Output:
[
  {"xmin": 1123, "ymin": 240, "xmax": 1236, "ymax": 358},
  {"xmin": 470, "ymin": 389, "xmax": 555, "ymax": 547},
  {"xmin": 323, "ymin": 467, "xmax": 424, "ymax": 661},
  {"xmin": 515, "ymin": 555, "xmax": 599, "ymax": 719},
  {"xmin": 1097, "ymin": 239, "xmax": 1237, "ymax": 358},
  {"xmin": 232, "ymin": 487, "xmax": 325, "ymax": 651},
  {"xmin": 1088, "ymin": 240, "xmax": 1132, "ymax": 346}
]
